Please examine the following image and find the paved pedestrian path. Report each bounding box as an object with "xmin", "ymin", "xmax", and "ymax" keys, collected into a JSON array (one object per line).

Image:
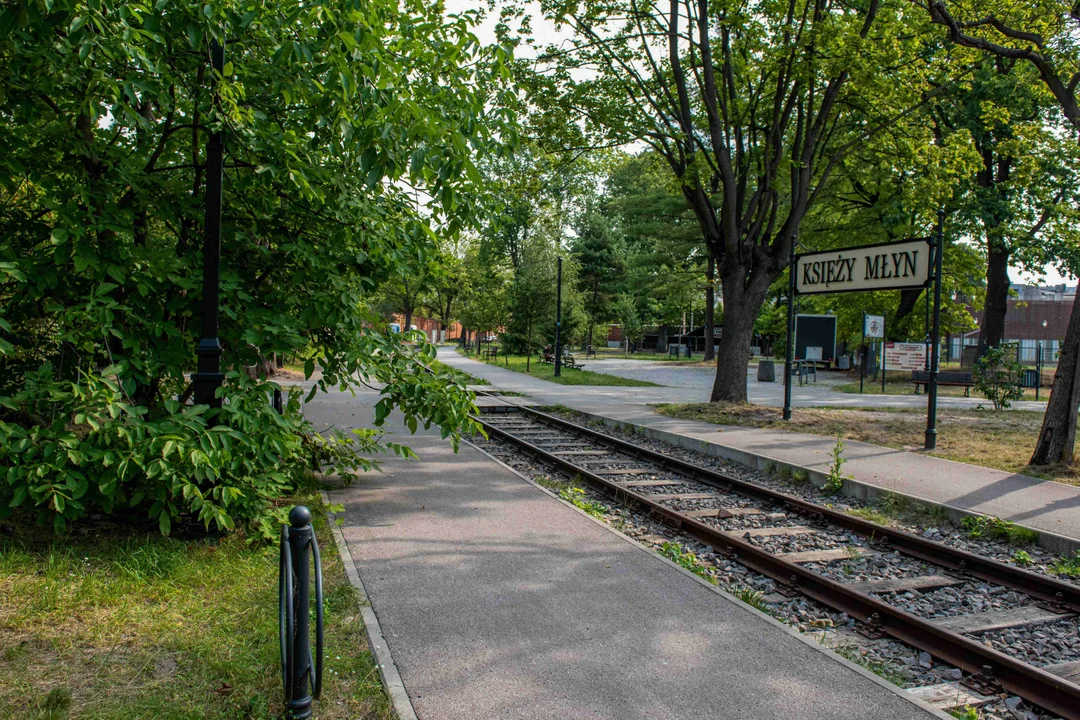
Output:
[
  {"xmin": 439, "ymin": 350, "xmax": 1080, "ymax": 550},
  {"xmin": 584, "ymin": 356, "xmax": 1051, "ymax": 411},
  {"xmin": 305, "ymin": 386, "xmax": 945, "ymax": 720}
]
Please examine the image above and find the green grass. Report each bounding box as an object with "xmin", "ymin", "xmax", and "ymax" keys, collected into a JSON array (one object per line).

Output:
[
  {"xmin": 961, "ymin": 515, "xmax": 1039, "ymax": 545},
  {"xmin": 731, "ymin": 586, "xmax": 770, "ymax": 612},
  {"xmin": 588, "ymin": 347, "xmax": 716, "ymax": 364},
  {"xmin": 1050, "ymin": 552, "xmax": 1080, "ymax": 578},
  {"xmin": 834, "ymin": 645, "xmax": 909, "ymax": 687},
  {"xmin": 0, "ymin": 493, "xmax": 391, "ymax": 720},
  {"xmin": 468, "ymin": 352, "xmax": 661, "ymax": 387},
  {"xmin": 846, "ymin": 506, "xmax": 894, "ymax": 525},
  {"xmin": 659, "ymin": 541, "xmax": 718, "ymax": 585},
  {"xmin": 558, "ymin": 487, "xmax": 610, "ymax": 519}
]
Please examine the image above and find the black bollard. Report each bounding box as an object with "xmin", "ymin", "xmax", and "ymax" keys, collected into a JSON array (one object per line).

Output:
[{"xmin": 279, "ymin": 506, "xmax": 323, "ymax": 719}]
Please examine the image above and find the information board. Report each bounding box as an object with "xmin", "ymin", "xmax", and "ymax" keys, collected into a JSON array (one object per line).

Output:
[
  {"xmin": 884, "ymin": 342, "xmax": 926, "ymax": 371},
  {"xmin": 864, "ymin": 314, "xmax": 884, "ymax": 339}
]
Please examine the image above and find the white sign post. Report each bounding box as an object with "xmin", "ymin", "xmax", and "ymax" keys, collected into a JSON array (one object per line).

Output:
[
  {"xmin": 860, "ymin": 313, "xmax": 886, "ymax": 393},
  {"xmin": 785, "ymin": 226, "xmax": 945, "ymax": 451}
]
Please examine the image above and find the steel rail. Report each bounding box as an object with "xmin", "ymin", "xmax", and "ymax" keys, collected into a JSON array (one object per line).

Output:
[
  {"xmin": 475, "ymin": 412, "xmax": 1080, "ymax": 720},
  {"xmin": 501, "ymin": 406, "xmax": 1080, "ymax": 613}
]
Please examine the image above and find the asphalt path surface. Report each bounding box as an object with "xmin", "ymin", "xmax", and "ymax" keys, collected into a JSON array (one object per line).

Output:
[{"xmin": 307, "ymin": 385, "xmax": 946, "ymax": 720}]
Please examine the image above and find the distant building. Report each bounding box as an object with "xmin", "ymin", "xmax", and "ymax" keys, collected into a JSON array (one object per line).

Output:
[
  {"xmin": 389, "ymin": 314, "xmax": 461, "ymax": 343},
  {"xmin": 1012, "ymin": 283, "xmax": 1076, "ymax": 302},
  {"xmin": 953, "ymin": 285, "xmax": 1075, "ymax": 363}
]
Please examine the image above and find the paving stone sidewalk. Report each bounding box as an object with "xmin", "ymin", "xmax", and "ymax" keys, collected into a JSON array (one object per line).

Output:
[
  {"xmin": 439, "ymin": 349, "xmax": 1080, "ymax": 548},
  {"xmin": 304, "ymin": 385, "xmax": 946, "ymax": 720}
]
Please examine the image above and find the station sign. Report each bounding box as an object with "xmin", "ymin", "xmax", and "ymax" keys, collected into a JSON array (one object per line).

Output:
[
  {"xmin": 795, "ymin": 239, "xmax": 931, "ymax": 295},
  {"xmin": 884, "ymin": 342, "xmax": 926, "ymax": 371}
]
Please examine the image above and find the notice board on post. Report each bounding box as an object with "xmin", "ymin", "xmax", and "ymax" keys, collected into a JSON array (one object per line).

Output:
[
  {"xmin": 794, "ymin": 315, "xmax": 837, "ymax": 364},
  {"xmin": 884, "ymin": 342, "xmax": 926, "ymax": 371}
]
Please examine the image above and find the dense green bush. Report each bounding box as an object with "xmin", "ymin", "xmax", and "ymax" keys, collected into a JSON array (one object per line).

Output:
[
  {"xmin": 973, "ymin": 345, "xmax": 1025, "ymax": 410},
  {"xmin": 0, "ymin": 0, "xmax": 515, "ymax": 534}
]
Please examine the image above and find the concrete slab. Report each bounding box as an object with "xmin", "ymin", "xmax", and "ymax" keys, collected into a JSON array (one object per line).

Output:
[
  {"xmin": 439, "ymin": 350, "xmax": 1080, "ymax": 552},
  {"xmin": 305, "ymin": 387, "xmax": 945, "ymax": 720}
]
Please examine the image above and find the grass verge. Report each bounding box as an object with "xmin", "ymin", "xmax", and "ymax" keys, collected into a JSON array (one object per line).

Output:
[
  {"xmin": 0, "ymin": 492, "xmax": 391, "ymax": 720},
  {"xmin": 462, "ymin": 350, "xmax": 661, "ymax": 387},
  {"xmin": 654, "ymin": 402, "xmax": 1079, "ymax": 486}
]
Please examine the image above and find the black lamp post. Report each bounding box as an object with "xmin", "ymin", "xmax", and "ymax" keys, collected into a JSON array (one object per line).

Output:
[
  {"xmin": 192, "ymin": 40, "xmax": 226, "ymax": 409},
  {"xmin": 554, "ymin": 256, "xmax": 563, "ymax": 377}
]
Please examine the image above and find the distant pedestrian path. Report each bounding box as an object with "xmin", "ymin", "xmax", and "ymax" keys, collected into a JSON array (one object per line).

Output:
[{"xmin": 581, "ymin": 357, "xmax": 1050, "ymax": 411}]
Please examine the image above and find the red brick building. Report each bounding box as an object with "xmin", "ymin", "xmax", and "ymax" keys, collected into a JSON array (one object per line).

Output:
[
  {"xmin": 955, "ymin": 298, "xmax": 1072, "ymax": 363},
  {"xmin": 390, "ymin": 314, "xmax": 461, "ymax": 343}
]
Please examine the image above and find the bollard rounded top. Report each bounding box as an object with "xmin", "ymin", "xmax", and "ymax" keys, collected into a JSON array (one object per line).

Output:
[{"xmin": 289, "ymin": 505, "xmax": 312, "ymax": 528}]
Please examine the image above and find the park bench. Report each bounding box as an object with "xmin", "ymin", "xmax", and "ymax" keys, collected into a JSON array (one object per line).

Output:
[
  {"xmin": 483, "ymin": 346, "xmax": 499, "ymax": 361},
  {"xmin": 563, "ymin": 354, "xmax": 585, "ymax": 370},
  {"xmin": 911, "ymin": 370, "xmax": 974, "ymax": 396},
  {"xmin": 541, "ymin": 351, "xmax": 555, "ymax": 364},
  {"xmin": 791, "ymin": 359, "xmax": 816, "ymax": 385}
]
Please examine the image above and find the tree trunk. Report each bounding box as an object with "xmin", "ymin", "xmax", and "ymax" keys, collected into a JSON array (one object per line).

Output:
[
  {"xmin": 892, "ymin": 288, "xmax": 924, "ymax": 336},
  {"xmin": 1030, "ymin": 294, "xmax": 1080, "ymax": 465},
  {"xmin": 403, "ymin": 307, "xmax": 413, "ymax": 333},
  {"xmin": 703, "ymin": 253, "xmax": 716, "ymax": 362},
  {"xmin": 710, "ymin": 267, "xmax": 771, "ymax": 402},
  {"xmin": 978, "ymin": 241, "xmax": 1010, "ymax": 354}
]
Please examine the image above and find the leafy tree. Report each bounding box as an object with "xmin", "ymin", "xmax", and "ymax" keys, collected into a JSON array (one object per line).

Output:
[
  {"xmin": 422, "ymin": 240, "xmax": 471, "ymax": 340},
  {"xmin": 604, "ymin": 151, "xmax": 710, "ymax": 345},
  {"xmin": 931, "ymin": 59, "xmax": 1080, "ymax": 354},
  {"xmin": 571, "ymin": 203, "xmax": 623, "ymax": 350},
  {"xmin": 515, "ymin": 0, "xmax": 946, "ymax": 401},
  {"xmin": 612, "ymin": 294, "xmax": 644, "ymax": 351},
  {"xmin": 0, "ymin": 0, "xmax": 513, "ymax": 532},
  {"xmin": 506, "ymin": 237, "xmax": 560, "ymax": 365},
  {"xmin": 927, "ymin": 1, "xmax": 1080, "ymax": 133},
  {"xmin": 924, "ymin": 1, "xmax": 1080, "ymax": 464}
]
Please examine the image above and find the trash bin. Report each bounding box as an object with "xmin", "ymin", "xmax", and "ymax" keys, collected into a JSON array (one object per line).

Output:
[
  {"xmin": 1021, "ymin": 368, "xmax": 1039, "ymax": 388},
  {"xmin": 758, "ymin": 360, "xmax": 776, "ymax": 382}
]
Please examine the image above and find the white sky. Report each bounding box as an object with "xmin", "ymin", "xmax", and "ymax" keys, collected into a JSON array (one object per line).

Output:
[{"xmin": 446, "ymin": 1, "xmax": 1076, "ymax": 289}]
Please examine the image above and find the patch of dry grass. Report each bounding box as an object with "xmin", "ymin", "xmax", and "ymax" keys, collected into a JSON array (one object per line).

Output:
[
  {"xmin": 654, "ymin": 402, "xmax": 1080, "ymax": 486},
  {"xmin": 0, "ymin": 493, "xmax": 391, "ymax": 720}
]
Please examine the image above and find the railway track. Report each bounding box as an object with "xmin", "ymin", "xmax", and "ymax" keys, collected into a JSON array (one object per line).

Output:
[{"xmin": 472, "ymin": 405, "xmax": 1080, "ymax": 719}]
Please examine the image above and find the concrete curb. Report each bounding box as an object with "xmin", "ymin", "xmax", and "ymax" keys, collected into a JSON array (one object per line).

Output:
[
  {"xmin": 463, "ymin": 438, "xmax": 953, "ymax": 720},
  {"xmin": 559, "ymin": 408, "xmax": 1080, "ymax": 557},
  {"xmin": 320, "ymin": 489, "xmax": 419, "ymax": 720}
]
